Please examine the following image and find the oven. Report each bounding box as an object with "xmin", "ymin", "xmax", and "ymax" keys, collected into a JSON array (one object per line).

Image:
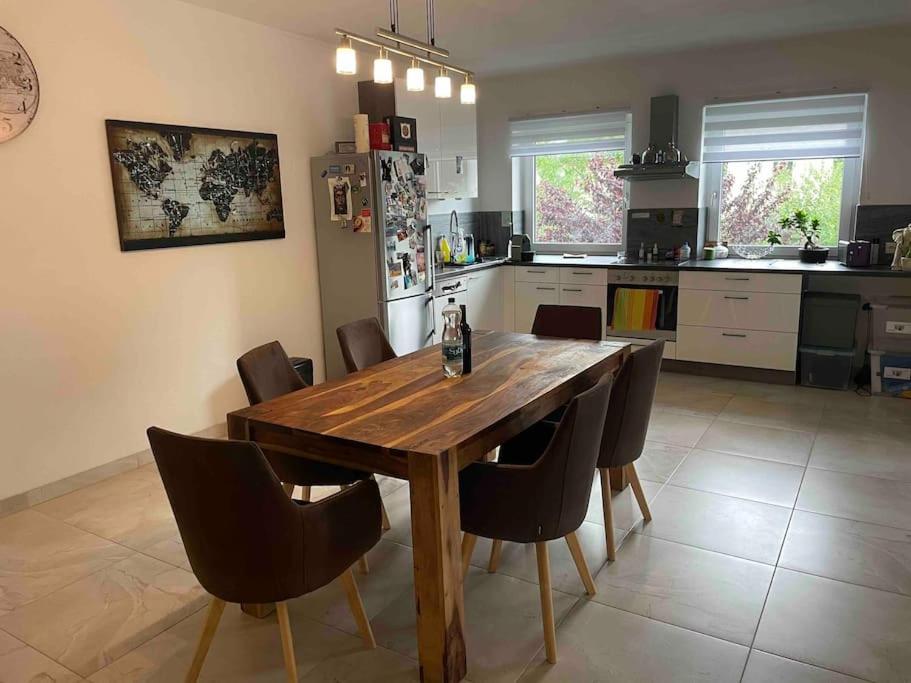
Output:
[{"xmin": 606, "ymin": 269, "xmax": 678, "ymax": 343}]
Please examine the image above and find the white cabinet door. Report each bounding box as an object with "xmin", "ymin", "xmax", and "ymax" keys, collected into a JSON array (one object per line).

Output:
[
  {"xmin": 678, "ymin": 291, "xmax": 801, "ymax": 332},
  {"xmin": 559, "ymin": 285, "xmax": 607, "ymax": 338},
  {"xmin": 436, "ymin": 93, "xmax": 478, "ymax": 198},
  {"xmin": 677, "ymin": 325, "xmax": 798, "ymax": 370},
  {"xmin": 515, "ymin": 281, "xmax": 559, "ymax": 333},
  {"xmin": 395, "ymin": 79, "xmax": 442, "ymax": 193},
  {"xmin": 467, "ymin": 268, "xmax": 503, "ymax": 331}
]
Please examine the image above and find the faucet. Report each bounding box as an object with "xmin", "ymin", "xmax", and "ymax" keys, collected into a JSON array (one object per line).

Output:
[{"xmin": 449, "ymin": 210, "xmax": 459, "ymax": 236}]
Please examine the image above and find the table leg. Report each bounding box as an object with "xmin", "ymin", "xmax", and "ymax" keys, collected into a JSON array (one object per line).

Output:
[{"xmin": 408, "ymin": 451, "xmax": 468, "ymax": 683}]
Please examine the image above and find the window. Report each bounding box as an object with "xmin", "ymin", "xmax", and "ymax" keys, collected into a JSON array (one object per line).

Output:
[
  {"xmin": 701, "ymin": 94, "xmax": 867, "ymax": 250},
  {"xmin": 510, "ymin": 111, "xmax": 631, "ymax": 252}
]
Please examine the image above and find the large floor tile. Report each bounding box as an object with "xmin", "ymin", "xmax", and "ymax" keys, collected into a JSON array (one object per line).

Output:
[
  {"xmin": 720, "ymin": 396, "xmax": 823, "ymax": 432},
  {"xmin": 299, "ymin": 646, "xmax": 420, "ymax": 682},
  {"xmin": 140, "ymin": 535, "xmax": 191, "ymax": 571},
  {"xmin": 376, "ymin": 484, "xmax": 414, "ymax": 548},
  {"xmin": 658, "ymin": 372, "xmax": 743, "ymax": 395},
  {"xmin": 0, "ymin": 554, "xmax": 207, "ymax": 677},
  {"xmin": 755, "ymin": 568, "xmax": 911, "ymax": 682},
  {"xmin": 584, "ymin": 475, "xmax": 662, "ymax": 532},
  {"xmin": 639, "ymin": 484, "xmax": 791, "ymax": 564},
  {"xmin": 0, "ymin": 509, "xmax": 131, "ymax": 612},
  {"xmin": 743, "ymin": 650, "xmax": 867, "ymax": 683},
  {"xmin": 797, "ymin": 468, "xmax": 911, "ymax": 531},
  {"xmin": 654, "ymin": 385, "xmax": 733, "ymax": 417},
  {"xmin": 734, "ymin": 382, "xmax": 831, "ymax": 407},
  {"xmin": 645, "ymin": 411, "xmax": 713, "ymax": 448},
  {"xmin": 88, "ymin": 600, "xmax": 373, "ymax": 682},
  {"xmin": 371, "ymin": 567, "xmax": 576, "ymax": 683},
  {"xmin": 696, "ymin": 419, "xmax": 814, "ymax": 466},
  {"xmin": 0, "ymin": 628, "xmax": 82, "ymax": 683},
  {"xmin": 810, "ymin": 433, "xmax": 911, "ymax": 482},
  {"xmin": 634, "ymin": 442, "xmax": 691, "ymax": 483},
  {"xmin": 823, "ymin": 395, "xmax": 911, "ymax": 425},
  {"xmin": 670, "ymin": 449, "xmax": 804, "ymax": 507},
  {"xmin": 817, "ymin": 412, "xmax": 911, "ymax": 447},
  {"xmin": 518, "ymin": 600, "xmax": 748, "ymax": 682},
  {"xmin": 35, "ymin": 467, "xmax": 178, "ymax": 551},
  {"xmin": 593, "ymin": 534, "xmax": 773, "ymax": 646},
  {"xmin": 780, "ymin": 510, "xmax": 911, "ymax": 596}
]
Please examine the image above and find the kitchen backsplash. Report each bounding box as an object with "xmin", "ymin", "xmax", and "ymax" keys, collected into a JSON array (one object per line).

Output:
[
  {"xmin": 624, "ymin": 208, "xmax": 704, "ymax": 260},
  {"xmin": 855, "ymin": 205, "xmax": 911, "ymax": 265},
  {"xmin": 428, "ymin": 210, "xmax": 523, "ymax": 258}
]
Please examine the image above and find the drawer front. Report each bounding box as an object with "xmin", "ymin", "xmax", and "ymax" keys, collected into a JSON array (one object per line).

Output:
[
  {"xmin": 679, "ymin": 291, "xmax": 801, "ymax": 332},
  {"xmin": 559, "ymin": 267, "xmax": 608, "ymax": 286},
  {"xmin": 514, "ymin": 266, "xmax": 559, "ymax": 284},
  {"xmin": 515, "ymin": 281, "xmax": 560, "ymax": 333},
  {"xmin": 680, "ymin": 271, "xmax": 802, "ymax": 294},
  {"xmin": 677, "ymin": 325, "xmax": 797, "ymax": 370},
  {"xmin": 559, "ymin": 285, "xmax": 607, "ymax": 337}
]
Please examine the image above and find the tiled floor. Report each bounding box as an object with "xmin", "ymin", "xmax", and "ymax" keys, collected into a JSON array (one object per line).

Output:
[{"xmin": 1, "ymin": 371, "xmax": 910, "ymax": 682}]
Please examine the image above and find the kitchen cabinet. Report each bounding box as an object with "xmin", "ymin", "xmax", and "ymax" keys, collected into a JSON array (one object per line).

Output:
[
  {"xmin": 676, "ymin": 325, "xmax": 798, "ymax": 371},
  {"xmin": 432, "ymin": 290, "xmax": 468, "ymax": 344},
  {"xmin": 515, "ymin": 281, "xmax": 559, "ymax": 333},
  {"xmin": 558, "ymin": 284, "xmax": 607, "ymax": 335},
  {"xmin": 467, "ymin": 268, "xmax": 503, "ymax": 331}
]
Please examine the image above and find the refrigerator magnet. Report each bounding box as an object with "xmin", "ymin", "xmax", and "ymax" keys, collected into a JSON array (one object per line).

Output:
[
  {"xmin": 416, "ymin": 197, "xmax": 427, "ymax": 221},
  {"xmin": 353, "ymin": 208, "xmax": 372, "ymax": 233},
  {"xmin": 344, "ymin": 163, "xmax": 356, "ymax": 174},
  {"xmin": 328, "ymin": 176, "xmax": 352, "ymax": 222}
]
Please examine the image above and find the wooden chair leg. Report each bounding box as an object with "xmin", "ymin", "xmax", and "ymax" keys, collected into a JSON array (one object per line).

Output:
[
  {"xmin": 461, "ymin": 533, "xmax": 478, "ymax": 578},
  {"xmin": 300, "ymin": 485, "xmax": 311, "ymax": 502},
  {"xmin": 340, "ymin": 568, "xmax": 377, "ymax": 649},
  {"xmin": 357, "ymin": 555, "xmax": 370, "ymax": 574},
  {"xmin": 185, "ymin": 598, "xmax": 225, "ymax": 683},
  {"xmin": 381, "ymin": 499, "xmax": 391, "ymax": 532},
  {"xmin": 626, "ymin": 463, "xmax": 652, "ymax": 522},
  {"xmin": 275, "ymin": 602, "xmax": 298, "ymax": 683},
  {"xmin": 487, "ymin": 539, "xmax": 503, "ymax": 573},
  {"xmin": 599, "ymin": 468, "xmax": 616, "ymax": 561},
  {"xmin": 564, "ymin": 532, "xmax": 596, "ymax": 596},
  {"xmin": 281, "ymin": 482, "xmax": 295, "ymax": 498},
  {"xmin": 534, "ymin": 542, "xmax": 557, "ymax": 664}
]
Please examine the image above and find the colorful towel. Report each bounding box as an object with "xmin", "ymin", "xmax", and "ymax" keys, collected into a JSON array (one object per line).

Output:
[{"xmin": 612, "ymin": 288, "xmax": 660, "ymax": 331}]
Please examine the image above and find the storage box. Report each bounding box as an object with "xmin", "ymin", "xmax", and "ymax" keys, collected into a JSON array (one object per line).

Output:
[
  {"xmin": 800, "ymin": 292, "xmax": 860, "ymax": 350},
  {"xmin": 799, "ymin": 346, "xmax": 854, "ymax": 390},
  {"xmin": 869, "ymin": 297, "xmax": 911, "ymax": 353},
  {"xmin": 870, "ymin": 350, "xmax": 911, "ymax": 398}
]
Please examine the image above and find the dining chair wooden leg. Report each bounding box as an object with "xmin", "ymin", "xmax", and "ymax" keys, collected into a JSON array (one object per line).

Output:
[
  {"xmin": 185, "ymin": 597, "xmax": 225, "ymax": 683},
  {"xmin": 275, "ymin": 602, "xmax": 298, "ymax": 683},
  {"xmin": 461, "ymin": 533, "xmax": 478, "ymax": 578},
  {"xmin": 626, "ymin": 463, "xmax": 652, "ymax": 522},
  {"xmin": 487, "ymin": 539, "xmax": 503, "ymax": 573},
  {"xmin": 281, "ymin": 482, "xmax": 295, "ymax": 498},
  {"xmin": 564, "ymin": 532, "xmax": 596, "ymax": 596},
  {"xmin": 534, "ymin": 542, "xmax": 557, "ymax": 664},
  {"xmin": 300, "ymin": 485, "xmax": 311, "ymax": 503},
  {"xmin": 340, "ymin": 568, "xmax": 377, "ymax": 649},
  {"xmin": 381, "ymin": 499, "xmax": 391, "ymax": 532},
  {"xmin": 357, "ymin": 555, "xmax": 370, "ymax": 574},
  {"xmin": 599, "ymin": 468, "xmax": 616, "ymax": 561}
]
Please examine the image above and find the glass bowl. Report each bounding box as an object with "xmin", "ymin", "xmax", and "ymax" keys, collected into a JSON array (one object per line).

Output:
[{"xmin": 732, "ymin": 244, "xmax": 774, "ymax": 260}]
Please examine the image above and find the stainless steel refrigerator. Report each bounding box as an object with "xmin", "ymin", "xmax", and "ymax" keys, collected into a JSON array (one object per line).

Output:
[{"xmin": 311, "ymin": 151, "xmax": 434, "ymax": 380}]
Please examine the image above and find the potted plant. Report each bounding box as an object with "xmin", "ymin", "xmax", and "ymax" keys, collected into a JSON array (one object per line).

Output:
[{"xmin": 768, "ymin": 210, "xmax": 829, "ymax": 264}]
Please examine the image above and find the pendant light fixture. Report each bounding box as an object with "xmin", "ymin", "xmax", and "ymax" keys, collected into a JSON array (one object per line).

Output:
[
  {"xmin": 335, "ymin": 36, "xmax": 356, "ymax": 75},
  {"xmin": 406, "ymin": 58, "xmax": 425, "ymax": 92},
  {"xmin": 334, "ymin": 0, "xmax": 476, "ymax": 103},
  {"xmin": 373, "ymin": 47, "xmax": 393, "ymax": 84}
]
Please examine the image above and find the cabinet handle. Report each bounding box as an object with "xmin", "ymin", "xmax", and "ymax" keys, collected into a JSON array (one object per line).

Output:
[
  {"xmin": 724, "ymin": 296, "xmax": 750, "ymax": 300},
  {"xmin": 722, "ymin": 332, "xmax": 747, "ymax": 338},
  {"xmin": 571, "ymin": 271, "xmax": 592, "ymax": 275},
  {"xmin": 563, "ymin": 288, "xmax": 583, "ymax": 292},
  {"xmin": 725, "ymin": 277, "xmax": 751, "ymax": 281},
  {"xmin": 527, "ymin": 270, "xmax": 546, "ymax": 274},
  {"xmin": 536, "ymin": 287, "xmax": 556, "ymax": 291}
]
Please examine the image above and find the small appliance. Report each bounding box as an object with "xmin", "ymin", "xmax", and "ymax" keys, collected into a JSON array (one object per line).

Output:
[
  {"xmin": 509, "ymin": 234, "xmax": 531, "ymax": 262},
  {"xmin": 838, "ymin": 240, "xmax": 872, "ymax": 267}
]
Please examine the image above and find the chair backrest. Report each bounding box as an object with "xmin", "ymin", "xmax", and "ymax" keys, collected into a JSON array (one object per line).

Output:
[
  {"xmin": 237, "ymin": 341, "xmax": 305, "ymax": 405},
  {"xmin": 598, "ymin": 339, "xmax": 665, "ymax": 468},
  {"xmin": 146, "ymin": 427, "xmax": 305, "ymax": 604},
  {"xmin": 336, "ymin": 317, "xmax": 396, "ymax": 373},
  {"xmin": 532, "ymin": 305, "xmax": 602, "ymax": 341}
]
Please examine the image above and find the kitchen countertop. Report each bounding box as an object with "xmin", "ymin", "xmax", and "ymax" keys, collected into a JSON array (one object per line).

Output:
[{"xmin": 434, "ymin": 258, "xmax": 508, "ymax": 281}]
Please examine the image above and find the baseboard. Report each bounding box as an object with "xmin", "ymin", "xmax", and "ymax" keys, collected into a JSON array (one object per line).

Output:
[
  {"xmin": 662, "ymin": 359, "xmax": 797, "ymax": 385},
  {"xmin": 0, "ymin": 422, "xmax": 228, "ymax": 519}
]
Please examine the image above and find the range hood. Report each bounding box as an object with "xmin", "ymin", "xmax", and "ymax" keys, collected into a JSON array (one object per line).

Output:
[{"xmin": 614, "ymin": 95, "xmax": 699, "ymax": 181}]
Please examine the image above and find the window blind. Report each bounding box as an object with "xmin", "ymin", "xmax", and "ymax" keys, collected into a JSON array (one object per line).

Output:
[
  {"xmin": 702, "ymin": 93, "xmax": 867, "ymax": 163},
  {"xmin": 509, "ymin": 110, "xmax": 631, "ymax": 157}
]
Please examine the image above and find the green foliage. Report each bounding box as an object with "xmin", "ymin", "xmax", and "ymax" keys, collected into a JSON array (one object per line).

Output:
[{"xmin": 775, "ymin": 210, "xmax": 823, "ymax": 249}]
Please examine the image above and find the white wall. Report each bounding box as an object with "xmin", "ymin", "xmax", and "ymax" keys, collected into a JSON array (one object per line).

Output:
[
  {"xmin": 477, "ymin": 25, "xmax": 911, "ymax": 213},
  {"xmin": 0, "ymin": 0, "xmax": 358, "ymax": 500}
]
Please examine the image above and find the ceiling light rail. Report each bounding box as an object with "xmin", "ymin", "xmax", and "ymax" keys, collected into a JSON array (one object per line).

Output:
[{"xmin": 334, "ymin": 28, "xmax": 472, "ymax": 78}]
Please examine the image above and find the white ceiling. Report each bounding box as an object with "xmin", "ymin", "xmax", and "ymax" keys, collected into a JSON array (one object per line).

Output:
[{"xmin": 180, "ymin": 0, "xmax": 911, "ymax": 75}]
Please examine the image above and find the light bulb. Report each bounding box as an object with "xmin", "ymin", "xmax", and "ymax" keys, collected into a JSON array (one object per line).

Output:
[
  {"xmin": 373, "ymin": 48, "xmax": 393, "ymax": 84},
  {"xmin": 460, "ymin": 80, "xmax": 476, "ymax": 104},
  {"xmin": 435, "ymin": 70, "xmax": 452, "ymax": 98},
  {"xmin": 406, "ymin": 60, "xmax": 425, "ymax": 92},
  {"xmin": 335, "ymin": 37, "xmax": 356, "ymax": 75}
]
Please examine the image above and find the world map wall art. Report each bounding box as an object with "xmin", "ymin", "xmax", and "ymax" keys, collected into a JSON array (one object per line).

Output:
[{"xmin": 105, "ymin": 120, "xmax": 285, "ymax": 251}]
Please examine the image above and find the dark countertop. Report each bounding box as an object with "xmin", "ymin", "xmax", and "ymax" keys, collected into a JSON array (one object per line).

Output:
[{"xmin": 434, "ymin": 258, "xmax": 508, "ymax": 280}]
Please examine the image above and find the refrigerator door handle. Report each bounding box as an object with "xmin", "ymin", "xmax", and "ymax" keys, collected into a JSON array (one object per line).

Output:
[{"xmin": 424, "ymin": 223, "xmax": 434, "ymax": 294}]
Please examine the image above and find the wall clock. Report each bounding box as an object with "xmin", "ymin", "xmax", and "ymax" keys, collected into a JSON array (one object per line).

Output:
[{"xmin": 0, "ymin": 26, "xmax": 39, "ymax": 143}]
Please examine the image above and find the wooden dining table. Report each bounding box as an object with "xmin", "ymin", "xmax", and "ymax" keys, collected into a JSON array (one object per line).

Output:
[{"xmin": 226, "ymin": 330, "xmax": 630, "ymax": 682}]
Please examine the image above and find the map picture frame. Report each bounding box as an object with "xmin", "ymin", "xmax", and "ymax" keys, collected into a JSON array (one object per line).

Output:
[{"xmin": 105, "ymin": 119, "xmax": 286, "ymax": 252}]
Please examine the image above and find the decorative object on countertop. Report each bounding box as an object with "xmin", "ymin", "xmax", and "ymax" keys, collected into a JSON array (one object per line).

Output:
[
  {"xmin": 733, "ymin": 243, "xmax": 774, "ymax": 260},
  {"xmin": 837, "ymin": 240, "xmax": 872, "ymax": 267},
  {"xmin": 106, "ymin": 120, "xmax": 285, "ymax": 251},
  {"xmin": 891, "ymin": 224, "xmax": 911, "ymax": 270},
  {"xmin": 353, "ymin": 114, "xmax": 370, "ymax": 152},
  {"xmin": 770, "ymin": 210, "xmax": 829, "ymax": 264},
  {"xmin": 0, "ymin": 26, "xmax": 39, "ymax": 143}
]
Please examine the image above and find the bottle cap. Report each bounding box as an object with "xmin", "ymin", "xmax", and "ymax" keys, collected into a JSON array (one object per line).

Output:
[{"xmin": 448, "ymin": 297, "xmax": 455, "ymax": 303}]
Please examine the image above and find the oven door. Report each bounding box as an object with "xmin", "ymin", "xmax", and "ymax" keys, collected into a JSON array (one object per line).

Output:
[{"xmin": 606, "ymin": 282, "xmax": 678, "ymax": 341}]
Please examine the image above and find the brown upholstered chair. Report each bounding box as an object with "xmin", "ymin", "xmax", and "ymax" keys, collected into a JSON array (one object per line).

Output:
[
  {"xmin": 596, "ymin": 339, "xmax": 664, "ymax": 560},
  {"xmin": 336, "ymin": 317, "xmax": 397, "ymax": 374},
  {"xmin": 459, "ymin": 372, "xmax": 613, "ymax": 663},
  {"xmin": 532, "ymin": 305, "xmax": 603, "ymax": 341},
  {"xmin": 146, "ymin": 427, "xmax": 381, "ymax": 682}
]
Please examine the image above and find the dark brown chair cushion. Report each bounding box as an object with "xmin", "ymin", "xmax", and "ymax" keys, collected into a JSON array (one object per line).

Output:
[
  {"xmin": 458, "ymin": 372, "xmax": 613, "ymax": 543},
  {"xmin": 147, "ymin": 427, "xmax": 381, "ymax": 604},
  {"xmin": 532, "ymin": 305, "xmax": 602, "ymax": 341},
  {"xmin": 336, "ymin": 318, "xmax": 397, "ymax": 374}
]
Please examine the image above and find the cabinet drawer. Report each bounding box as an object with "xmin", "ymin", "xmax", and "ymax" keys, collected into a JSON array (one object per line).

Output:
[
  {"xmin": 677, "ymin": 325, "xmax": 797, "ymax": 370},
  {"xmin": 680, "ymin": 271, "xmax": 802, "ymax": 294},
  {"xmin": 559, "ymin": 267, "xmax": 608, "ymax": 286},
  {"xmin": 559, "ymin": 285, "xmax": 607, "ymax": 337},
  {"xmin": 678, "ymin": 291, "xmax": 801, "ymax": 332},
  {"xmin": 514, "ymin": 266, "xmax": 559, "ymax": 284},
  {"xmin": 515, "ymin": 281, "xmax": 560, "ymax": 333}
]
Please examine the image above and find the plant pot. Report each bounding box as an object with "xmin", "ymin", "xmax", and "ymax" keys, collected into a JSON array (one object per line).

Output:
[{"xmin": 799, "ymin": 247, "xmax": 829, "ymax": 264}]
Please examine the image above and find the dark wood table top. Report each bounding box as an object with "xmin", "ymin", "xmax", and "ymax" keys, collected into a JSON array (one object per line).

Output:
[{"xmin": 228, "ymin": 331, "xmax": 629, "ymax": 477}]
